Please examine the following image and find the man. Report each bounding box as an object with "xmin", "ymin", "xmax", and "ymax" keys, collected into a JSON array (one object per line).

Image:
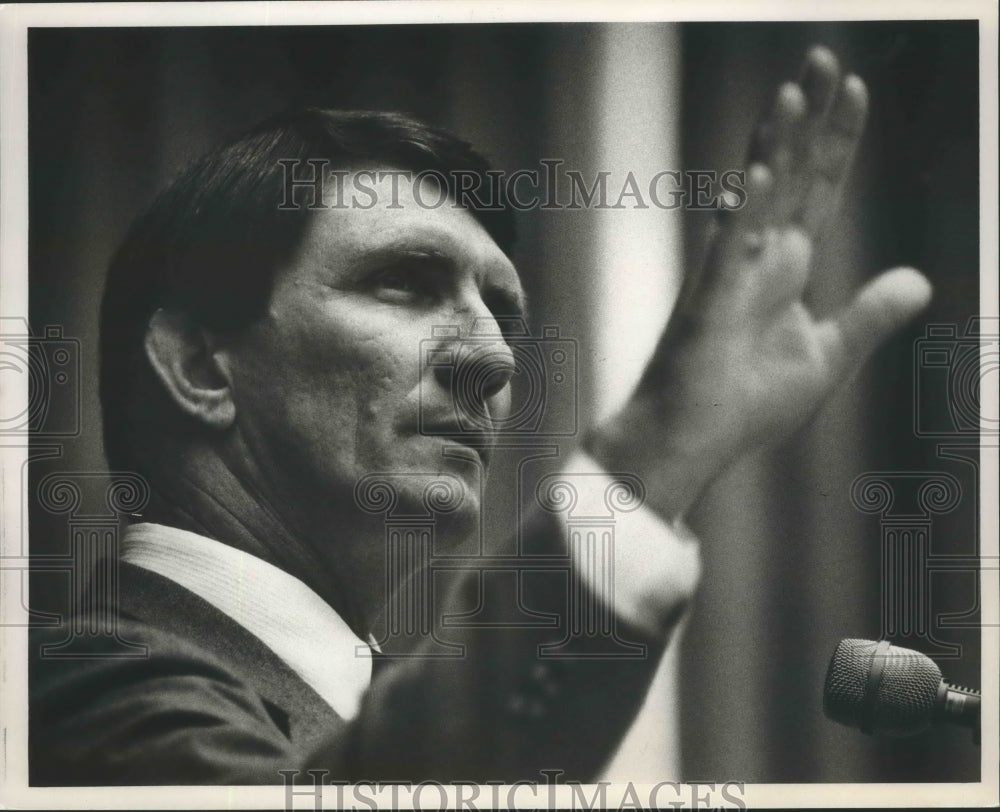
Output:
[{"xmin": 30, "ymin": 46, "xmax": 930, "ymax": 784}]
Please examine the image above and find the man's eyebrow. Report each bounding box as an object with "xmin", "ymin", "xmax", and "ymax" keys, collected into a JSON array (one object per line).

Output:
[{"xmin": 350, "ymin": 244, "xmax": 455, "ymax": 272}]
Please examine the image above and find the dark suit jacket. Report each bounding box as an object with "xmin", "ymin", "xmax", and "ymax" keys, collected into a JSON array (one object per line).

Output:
[{"xmin": 30, "ymin": 511, "xmax": 672, "ymax": 785}]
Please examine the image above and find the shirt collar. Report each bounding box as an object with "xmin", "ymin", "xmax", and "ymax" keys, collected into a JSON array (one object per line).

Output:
[{"xmin": 120, "ymin": 522, "xmax": 372, "ymax": 721}]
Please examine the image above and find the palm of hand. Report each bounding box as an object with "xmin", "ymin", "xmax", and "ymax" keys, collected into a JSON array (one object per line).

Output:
[{"xmin": 603, "ymin": 46, "xmax": 932, "ymax": 517}]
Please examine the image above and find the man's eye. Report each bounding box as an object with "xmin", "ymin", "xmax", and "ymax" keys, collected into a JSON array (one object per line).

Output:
[
  {"xmin": 371, "ymin": 268, "xmax": 431, "ymax": 300},
  {"xmin": 378, "ymin": 271, "xmax": 417, "ymax": 291}
]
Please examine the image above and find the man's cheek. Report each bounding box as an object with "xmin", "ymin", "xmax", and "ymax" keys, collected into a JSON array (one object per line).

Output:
[
  {"xmin": 354, "ymin": 336, "xmax": 420, "ymax": 394},
  {"xmin": 356, "ymin": 366, "xmax": 409, "ymax": 429}
]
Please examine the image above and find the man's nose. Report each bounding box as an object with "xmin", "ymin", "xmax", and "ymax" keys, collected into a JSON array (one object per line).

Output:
[
  {"xmin": 467, "ymin": 332, "xmax": 517, "ymax": 401},
  {"xmin": 432, "ymin": 316, "xmax": 516, "ymax": 405}
]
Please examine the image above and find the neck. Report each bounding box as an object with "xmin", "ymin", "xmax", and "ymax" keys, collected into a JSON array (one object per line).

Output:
[{"xmin": 138, "ymin": 443, "xmax": 385, "ymax": 638}]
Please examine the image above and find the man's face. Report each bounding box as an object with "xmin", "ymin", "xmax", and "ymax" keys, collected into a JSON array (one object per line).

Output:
[{"xmin": 223, "ymin": 169, "xmax": 525, "ymax": 539}]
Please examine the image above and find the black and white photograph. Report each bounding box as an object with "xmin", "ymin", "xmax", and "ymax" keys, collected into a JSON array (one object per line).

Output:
[{"xmin": 1, "ymin": 1, "xmax": 996, "ymax": 808}]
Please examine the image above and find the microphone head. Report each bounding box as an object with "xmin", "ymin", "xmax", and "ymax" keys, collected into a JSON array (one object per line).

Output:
[{"xmin": 823, "ymin": 638, "xmax": 942, "ymax": 736}]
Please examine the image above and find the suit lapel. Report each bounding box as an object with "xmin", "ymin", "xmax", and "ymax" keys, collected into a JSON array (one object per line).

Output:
[{"xmin": 113, "ymin": 561, "xmax": 346, "ymax": 750}]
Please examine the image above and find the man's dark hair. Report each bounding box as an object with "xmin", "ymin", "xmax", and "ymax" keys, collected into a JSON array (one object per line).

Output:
[{"xmin": 99, "ymin": 107, "xmax": 516, "ymax": 477}]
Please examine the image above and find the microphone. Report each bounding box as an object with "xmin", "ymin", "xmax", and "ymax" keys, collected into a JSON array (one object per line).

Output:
[{"xmin": 823, "ymin": 638, "xmax": 980, "ymax": 743}]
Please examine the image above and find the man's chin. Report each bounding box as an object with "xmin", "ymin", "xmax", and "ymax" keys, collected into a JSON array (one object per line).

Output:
[
  {"xmin": 376, "ymin": 475, "xmax": 480, "ymax": 552},
  {"xmin": 417, "ymin": 474, "xmax": 481, "ymax": 525},
  {"xmin": 357, "ymin": 466, "xmax": 478, "ymax": 513}
]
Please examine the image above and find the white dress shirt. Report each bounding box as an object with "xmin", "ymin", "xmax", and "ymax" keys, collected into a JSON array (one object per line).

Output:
[{"xmin": 121, "ymin": 522, "xmax": 373, "ymax": 721}]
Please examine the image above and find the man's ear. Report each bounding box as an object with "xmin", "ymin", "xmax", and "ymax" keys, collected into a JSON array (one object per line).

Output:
[{"xmin": 144, "ymin": 309, "xmax": 236, "ymax": 430}]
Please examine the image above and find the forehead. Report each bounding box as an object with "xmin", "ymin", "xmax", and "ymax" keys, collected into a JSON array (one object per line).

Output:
[{"xmin": 285, "ymin": 167, "xmax": 523, "ymax": 295}]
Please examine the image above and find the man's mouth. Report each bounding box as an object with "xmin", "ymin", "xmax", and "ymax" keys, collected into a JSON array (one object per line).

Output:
[{"xmin": 419, "ymin": 424, "xmax": 494, "ymax": 467}]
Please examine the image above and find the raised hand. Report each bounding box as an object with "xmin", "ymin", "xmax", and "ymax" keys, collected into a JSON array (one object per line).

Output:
[{"xmin": 588, "ymin": 46, "xmax": 932, "ymax": 520}]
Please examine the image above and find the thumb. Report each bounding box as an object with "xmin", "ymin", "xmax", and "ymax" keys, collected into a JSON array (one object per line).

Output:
[{"xmin": 819, "ymin": 267, "xmax": 933, "ymax": 376}]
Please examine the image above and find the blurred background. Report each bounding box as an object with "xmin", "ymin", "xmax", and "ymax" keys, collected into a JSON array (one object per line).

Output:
[{"xmin": 27, "ymin": 20, "xmax": 981, "ymax": 782}]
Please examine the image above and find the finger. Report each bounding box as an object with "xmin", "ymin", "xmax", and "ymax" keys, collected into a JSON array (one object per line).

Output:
[
  {"xmin": 718, "ymin": 162, "xmax": 773, "ymax": 235},
  {"xmin": 719, "ymin": 162, "xmax": 774, "ymax": 263},
  {"xmin": 698, "ymin": 163, "xmax": 774, "ymax": 302},
  {"xmin": 796, "ymin": 74, "xmax": 869, "ymax": 236},
  {"xmin": 818, "ymin": 267, "xmax": 932, "ymax": 376},
  {"xmin": 816, "ymin": 73, "xmax": 869, "ymax": 174},
  {"xmin": 748, "ymin": 80, "xmax": 807, "ymax": 169},
  {"xmin": 767, "ymin": 47, "xmax": 841, "ymax": 223},
  {"xmin": 747, "ymin": 82, "xmax": 805, "ymax": 223},
  {"xmin": 799, "ymin": 45, "xmax": 841, "ymax": 120},
  {"xmin": 735, "ymin": 162, "xmax": 774, "ymax": 234},
  {"xmin": 760, "ymin": 226, "xmax": 812, "ymax": 311}
]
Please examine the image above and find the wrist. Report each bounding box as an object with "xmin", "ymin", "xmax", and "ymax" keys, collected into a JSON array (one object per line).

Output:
[{"xmin": 584, "ymin": 395, "xmax": 730, "ymax": 521}]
